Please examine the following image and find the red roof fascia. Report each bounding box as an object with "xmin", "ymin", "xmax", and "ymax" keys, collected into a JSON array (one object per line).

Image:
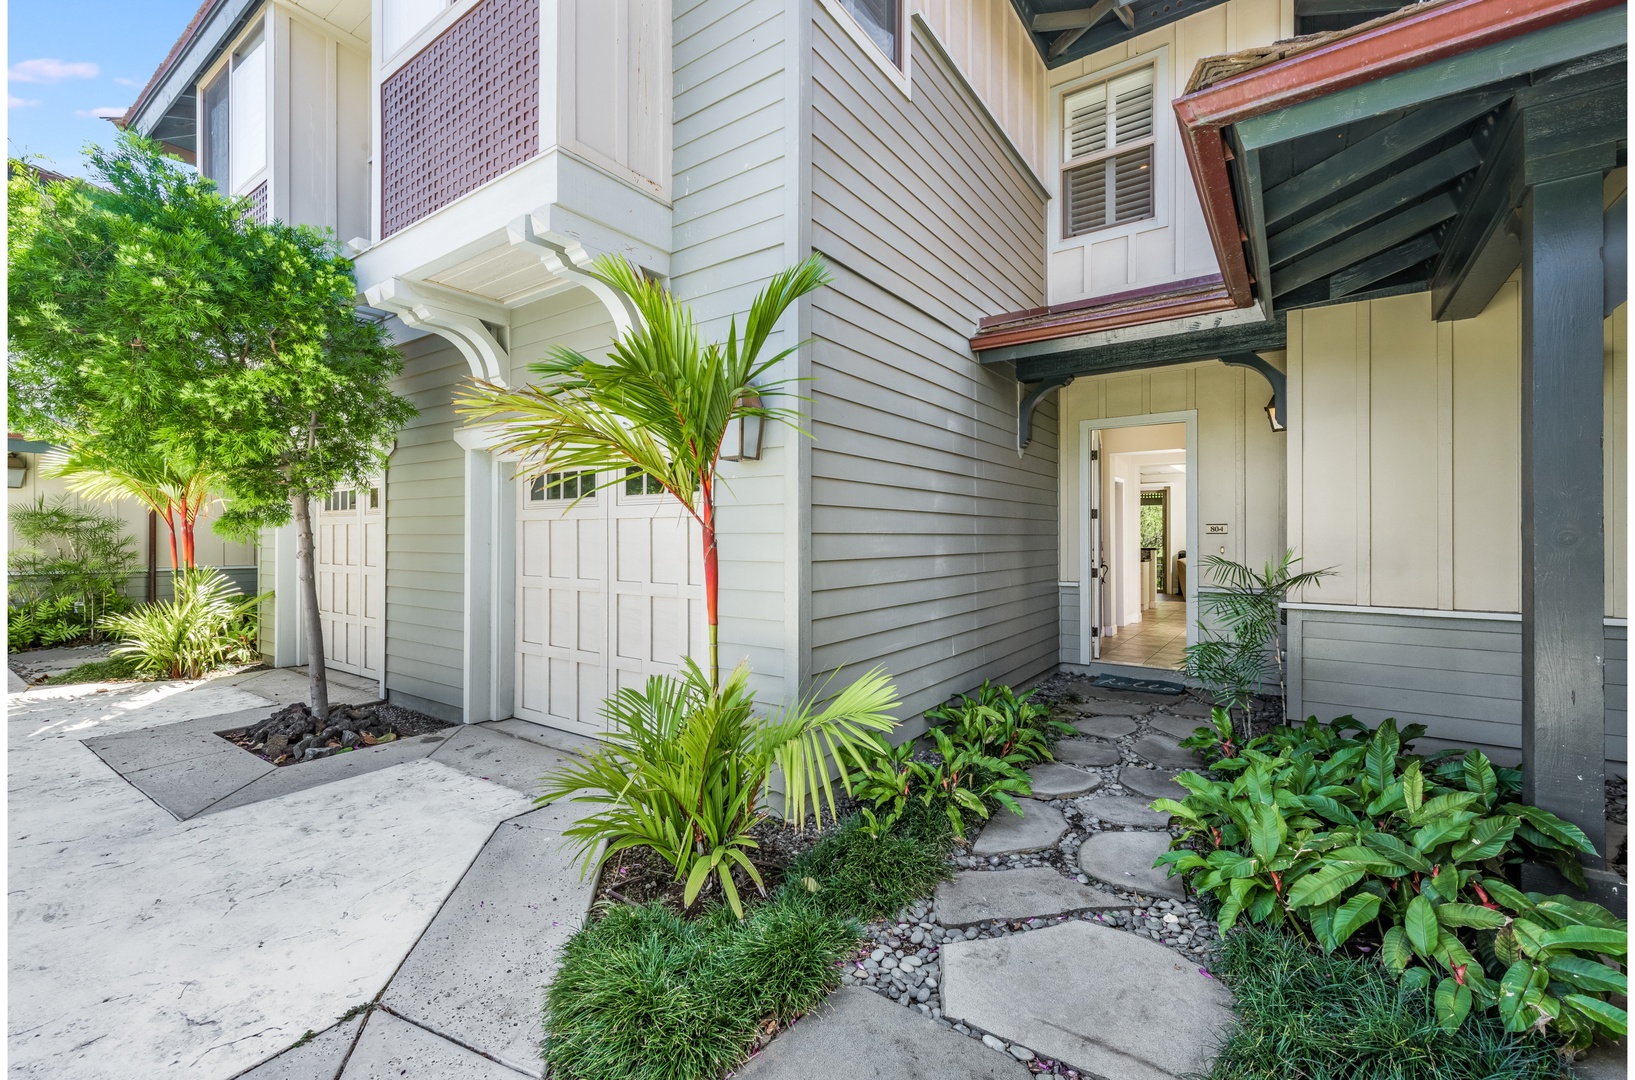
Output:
[
  {"xmin": 1172, "ymin": 0, "xmax": 1624, "ymax": 306},
  {"xmin": 122, "ymin": 0, "xmax": 222, "ymax": 131},
  {"xmin": 971, "ymin": 275, "xmax": 1238, "ymax": 351}
]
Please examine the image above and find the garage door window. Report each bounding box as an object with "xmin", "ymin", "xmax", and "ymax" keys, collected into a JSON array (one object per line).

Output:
[{"xmin": 531, "ymin": 470, "xmax": 598, "ymax": 502}]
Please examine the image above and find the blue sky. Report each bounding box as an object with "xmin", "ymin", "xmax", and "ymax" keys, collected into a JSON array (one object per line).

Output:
[{"xmin": 8, "ymin": 0, "xmax": 202, "ymax": 176}]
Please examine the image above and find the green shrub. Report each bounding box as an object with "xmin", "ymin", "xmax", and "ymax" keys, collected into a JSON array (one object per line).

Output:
[
  {"xmin": 540, "ymin": 661, "xmax": 899, "ymax": 918},
  {"xmin": 8, "ymin": 496, "xmax": 136, "ymax": 649},
  {"xmin": 544, "ymin": 894, "xmax": 856, "ymax": 1080},
  {"xmin": 849, "ymin": 680, "xmax": 1072, "ymax": 838},
  {"xmin": 101, "ymin": 568, "xmax": 267, "ymax": 679},
  {"xmin": 786, "ymin": 802, "xmax": 954, "ymax": 920},
  {"xmin": 1197, "ymin": 924, "xmax": 1562, "ymax": 1080},
  {"xmin": 1157, "ymin": 716, "xmax": 1627, "ymax": 1051}
]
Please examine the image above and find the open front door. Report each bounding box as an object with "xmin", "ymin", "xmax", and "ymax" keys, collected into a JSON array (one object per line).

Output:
[{"xmin": 1087, "ymin": 429, "xmax": 1103, "ymax": 660}]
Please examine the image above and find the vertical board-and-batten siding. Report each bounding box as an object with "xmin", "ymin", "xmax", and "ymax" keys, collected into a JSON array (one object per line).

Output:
[
  {"xmin": 670, "ymin": 0, "xmax": 795, "ymax": 701},
  {"xmin": 1287, "ymin": 609, "xmax": 1627, "ymax": 771},
  {"xmin": 808, "ymin": 10, "xmax": 1057, "ymax": 724},
  {"xmin": 382, "ymin": 335, "xmax": 469, "ymax": 720}
]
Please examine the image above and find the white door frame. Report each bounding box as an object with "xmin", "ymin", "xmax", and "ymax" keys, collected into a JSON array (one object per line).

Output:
[{"xmin": 1077, "ymin": 410, "xmax": 1199, "ymax": 666}]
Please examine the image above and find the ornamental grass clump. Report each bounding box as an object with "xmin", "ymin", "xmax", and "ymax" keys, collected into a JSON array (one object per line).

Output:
[
  {"xmin": 1157, "ymin": 714, "xmax": 1628, "ymax": 1052},
  {"xmin": 544, "ymin": 893, "xmax": 856, "ymax": 1080},
  {"xmin": 1198, "ymin": 924, "xmax": 1561, "ymax": 1080},
  {"xmin": 786, "ymin": 800, "xmax": 955, "ymax": 920}
]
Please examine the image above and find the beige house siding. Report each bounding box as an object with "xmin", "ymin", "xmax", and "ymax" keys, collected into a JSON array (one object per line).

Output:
[
  {"xmin": 1056, "ymin": 360, "xmax": 1288, "ymax": 584},
  {"xmin": 1044, "ymin": 0, "xmax": 1293, "ymax": 304},
  {"xmin": 1287, "ymin": 285, "xmax": 1627, "ymax": 617}
]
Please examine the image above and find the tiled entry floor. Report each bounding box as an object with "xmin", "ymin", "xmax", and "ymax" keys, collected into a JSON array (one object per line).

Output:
[{"xmin": 1097, "ymin": 593, "xmax": 1186, "ymax": 670}]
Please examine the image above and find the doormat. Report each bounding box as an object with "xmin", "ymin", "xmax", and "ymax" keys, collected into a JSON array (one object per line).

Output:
[{"xmin": 1089, "ymin": 673, "xmax": 1185, "ymax": 696}]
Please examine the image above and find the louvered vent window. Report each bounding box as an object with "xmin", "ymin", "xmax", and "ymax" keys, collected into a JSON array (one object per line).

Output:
[{"xmin": 1062, "ymin": 67, "xmax": 1157, "ymax": 238}]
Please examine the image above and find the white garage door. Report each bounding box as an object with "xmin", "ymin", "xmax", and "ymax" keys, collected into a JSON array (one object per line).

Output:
[
  {"xmin": 515, "ymin": 469, "xmax": 705, "ymax": 736},
  {"xmin": 315, "ymin": 482, "xmax": 383, "ymax": 680}
]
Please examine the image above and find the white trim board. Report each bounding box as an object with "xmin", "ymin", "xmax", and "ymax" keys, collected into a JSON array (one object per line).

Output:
[{"xmin": 1285, "ymin": 602, "xmax": 1630, "ymax": 627}]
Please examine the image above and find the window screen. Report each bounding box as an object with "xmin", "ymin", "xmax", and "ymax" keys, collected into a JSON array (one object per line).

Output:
[
  {"xmin": 838, "ymin": 0, "xmax": 901, "ymax": 64},
  {"xmin": 230, "ymin": 29, "xmax": 267, "ymax": 189},
  {"xmin": 1062, "ymin": 67, "xmax": 1157, "ymax": 237},
  {"xmin": 201, "ymin": 71, "xmax": 230, "ymax": 188}
]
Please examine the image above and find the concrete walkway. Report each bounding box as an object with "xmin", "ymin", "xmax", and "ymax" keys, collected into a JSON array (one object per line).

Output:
[{"xmin": 8, "ymin": 666, "xmax": 595, "ymax": 1080}]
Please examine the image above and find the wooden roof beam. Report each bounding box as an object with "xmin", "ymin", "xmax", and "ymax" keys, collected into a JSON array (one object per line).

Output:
[{"xmin": 1272, "ymin": 191, "xmax": 1457, "ymax": 296}]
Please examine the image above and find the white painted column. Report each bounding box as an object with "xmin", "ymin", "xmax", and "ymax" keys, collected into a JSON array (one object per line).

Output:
[
  {"xmin": 455, "ymin": 430, "xmax": 516, "ymax": 725},
  {"xmin": 270, "ymin": 522, "xmax": 303, "ymax": 667}
]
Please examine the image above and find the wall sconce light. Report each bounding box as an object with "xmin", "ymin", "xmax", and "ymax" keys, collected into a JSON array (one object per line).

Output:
[
  {"xmin": 719, "ymin": 394, "xmax": 764, "ymax": 461},
  {"xmin": 7, "ymin": 453, "xmax": 27, "ymax": 488},
  {"xmin": 1264, "ymin": 395, "xmax": 1286, "ymax": 433}
]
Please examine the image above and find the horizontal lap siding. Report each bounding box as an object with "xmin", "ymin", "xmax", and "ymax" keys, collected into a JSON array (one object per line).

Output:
[
  {"xmin": 383, "ymin": 337, "xmax": 467, "ymax": 720},
  {"xmin": 1289, "ymin": 610, "xmax": 1626, "ymax": 770},
  {"xmin": 1060, "ymin": 583, "xmax": 1079, "ymax": 663},
  {"xmin": 671, "ymin": 0, "xmax": 793, "ymax": 698},
  {"xmin": 809, "ymin": 11, "xmax": 1054, "ymax": 726}
]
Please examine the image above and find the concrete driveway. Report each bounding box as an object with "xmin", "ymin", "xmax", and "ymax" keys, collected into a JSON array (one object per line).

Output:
[{"xmin": 8, "ymin": 667, "xmax": 593, "ymax": 1079}]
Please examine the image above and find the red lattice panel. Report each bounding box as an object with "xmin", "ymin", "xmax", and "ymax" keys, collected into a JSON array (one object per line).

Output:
[
  {"xmin": 380, "ymin": 0, "xmax": 540, "ymax": 236},
  {"xmin": 247, "ymin": 180, "xmax": 270, "ymax": 226}
]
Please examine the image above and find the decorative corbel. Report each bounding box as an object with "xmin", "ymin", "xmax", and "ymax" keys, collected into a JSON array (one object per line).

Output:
[
  {"xmin": 507, "ymin": 216, "xmax": 642, "ymax": 335},
  {"xmin": 1219, "ymin": 352, "xmax": 1287, "ymax": 429},
  {"xmin": 363, "ymin": 278, "xmax": 510, "ymax": 386},
  {"xmin": 1018, "ymin": 376, "xmax": 1073, "ymax": 451}
]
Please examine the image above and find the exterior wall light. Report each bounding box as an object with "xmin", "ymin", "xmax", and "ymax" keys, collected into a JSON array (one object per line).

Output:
[
  {"xmin": 719, "ymin": 394, "xmax": 764, "ymax": 461},
  {"xmin": 1265, "ymin": 395, "xmax": 1286, "ymax": 433},
  {"xmin": 7, "ymin": 453, "xmax": 27, "ymax": 488}
]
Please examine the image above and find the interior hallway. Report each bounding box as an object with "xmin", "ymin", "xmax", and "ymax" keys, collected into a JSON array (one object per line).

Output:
[{"xmin": 1097, "ymin": 593, "xmax": 1186, "ymax": 670}]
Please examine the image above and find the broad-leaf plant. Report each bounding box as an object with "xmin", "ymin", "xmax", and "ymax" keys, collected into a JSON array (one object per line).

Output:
[{"xmin": 1156, "ymin": 713, "xmax": 1626, "ymax": 1050}]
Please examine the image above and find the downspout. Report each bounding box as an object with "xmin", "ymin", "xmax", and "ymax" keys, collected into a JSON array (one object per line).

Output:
[{"xmin": 146, "ymin": 510, "xmax": 158, "ymax": 603}]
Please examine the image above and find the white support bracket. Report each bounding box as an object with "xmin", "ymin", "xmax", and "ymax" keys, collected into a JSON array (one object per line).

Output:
[
  {"xmin": 363, "ymin": 277, "xmax": 511, "ymax": 386},
  {"xmin": 506, "ymin": 214, "xmax": 644, "ymax": 335}
]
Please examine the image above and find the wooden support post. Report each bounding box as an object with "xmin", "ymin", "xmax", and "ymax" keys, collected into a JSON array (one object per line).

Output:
[{"xmin": 1519, "ymin": 173, "xmax": 1606, "ymax": 867}]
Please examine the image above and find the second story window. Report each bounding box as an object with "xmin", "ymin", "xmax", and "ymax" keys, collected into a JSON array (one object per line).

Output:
[
  {"xmin": 1062, "ymin": 67, "xmax": 1156, "ymax": 238},
  {"xmin": 838, "ymin": 0, "xmax": 902, "ymax": 66},
  {"xmin": 199, "ymin": 25, "xmax": 267, "ymax": 194}
]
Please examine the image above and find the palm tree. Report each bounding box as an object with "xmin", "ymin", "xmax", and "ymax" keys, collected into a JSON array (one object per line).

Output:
[
  {"xmin": 456, "ymin": 253, "xmax": 831, "ymax": 687},
  {"xmin": 51, "ymin": 445, "xmax": 218, "ymax": 571}
]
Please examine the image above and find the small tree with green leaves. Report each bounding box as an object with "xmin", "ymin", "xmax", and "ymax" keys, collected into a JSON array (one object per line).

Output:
[
  {"xmin": 8, "ymin": 135, "xmax": 414, "ymax": 717},
  {"xmin": 1184, "ymin": 550, "xmax": 1334, "ymax": 730}
]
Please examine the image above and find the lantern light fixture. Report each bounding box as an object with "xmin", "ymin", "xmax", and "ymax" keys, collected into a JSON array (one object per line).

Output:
[{"xmin": 719, "ymin": 393, "xmax": 764, "ymax": 461}]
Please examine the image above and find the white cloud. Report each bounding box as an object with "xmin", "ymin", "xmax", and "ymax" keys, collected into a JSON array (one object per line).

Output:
[
  {"xmin": 9, "ymin": 95, "xmax": 41, "ymax": 109},
  {"xmin": 74, "ymin": 106, "xmax": 127, "ymax": 119},
  {"xmin": 113, "ymin": 76, "xmax": 143, "ymax": 88},
  {"xmin": 9, "ymin": 58, "xmax": 100, "ymax": 84}
]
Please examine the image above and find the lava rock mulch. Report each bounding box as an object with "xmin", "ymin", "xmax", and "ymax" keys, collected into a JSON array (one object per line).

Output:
[{"xmin": 221, "ymin": 701, "xmax": 451, "ymax": 766}]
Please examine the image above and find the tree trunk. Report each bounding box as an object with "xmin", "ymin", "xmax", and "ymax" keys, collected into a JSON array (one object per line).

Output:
[
  {"xmin": 163, "ymin": 505, "xmax": 180, "ymax": 572},
  {"xmin": 701, "ymin": 484, "xmax": 719, "ymax": 689},
  {"xmin": 291, "ymin": 490, "xmax": 331, "ymax": 721}
]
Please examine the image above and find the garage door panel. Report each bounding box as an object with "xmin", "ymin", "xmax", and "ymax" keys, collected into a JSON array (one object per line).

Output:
[
  {"xmin": 314, "ymin": 483, "xmax": 383, "ymax": 681},
  {"xmin": 516, "ymin": 471, "xmax": 702, "ymax": 737}
]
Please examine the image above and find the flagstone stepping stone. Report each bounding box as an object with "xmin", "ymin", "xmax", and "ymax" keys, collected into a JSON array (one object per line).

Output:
[
  {"xmin": 734, "ymin": 987, "xmax": 1030, "ymax": 1079},
  {"xmin": 1053, "ymin": 739, "xmax": 1120, "ymax": 768},
  {"xmin": 1077, "ymin": 830, "xmax": 1185, "ymax": 899},
  {"xmin": 1073, "ymin": 700, "xmax": 1152, "ymax": 717},
  {"xmin": 971, "ymin": 799, "xmax": 1068, "ymax": 856},
  {"xmin": 1075, "ymin": 795, "xmax": 1171, "ymax": 829},
  {"xmin": 1131, "ymin": 733, "xmax": 1201, "ymax": 770},
  {"xmin": 940, "ymin": 921, "xmax": 1232, "ymax": 1080},
  {"xmin": 1147, "ymin": 713, "xmax": 1214, "ymax": 740},
  {"xmin": 1166, "ymin": 699, "xmax": 1215, "ymax": 719},
  {"xmin": 933, "ymin": 868, "xmax": 1125, "ymax": 927},
  {"xmin": 1071, "ymin": 713, "xmax": 1138, "ymax": 739},
  {"xmin": 1118, "ymin": 768, "xmax": 1190, "ymax": 802},
  {"xmin": 1024, "ymin": 763, "xmax": 1104, "ymax": 799}
]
